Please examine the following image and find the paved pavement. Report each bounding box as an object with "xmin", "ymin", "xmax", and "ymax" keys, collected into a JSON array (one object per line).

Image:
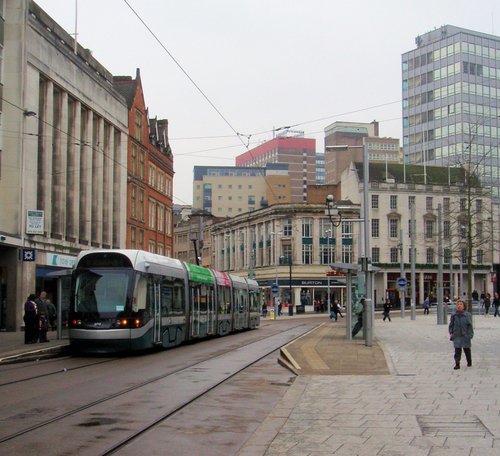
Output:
[
  {"xmin": 239, "ymin": 312, "xmax": 500, "ymax": 455},
  {"xmin": 0, "ymin": 329, "xmax": 69, "ymax": 363},
  {"xmin": 3, "ymin": 311, "xmax": 500, "ymax": 455}
]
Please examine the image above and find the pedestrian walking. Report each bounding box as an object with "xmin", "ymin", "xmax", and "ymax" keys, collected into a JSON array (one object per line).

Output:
[
  {"xmin": 449, "ymin": 299, "xmax": 473, "ymax": 369},
  {"xmin": 334, "ymin": 299, "xmax": 344, "ymax": 319},
  {"xmin": 329, "ymin": 299, "xmax": 338, "ymax": 320},
  {"xmin": 493, "ymin": 292, "xmax": 500, "ymax": 317},
  {"xmin": 423, "ymin": 296, "xmax": 430, "ymax": 315},
  {"xmin": 23, "ymin": 294, "xmax": 38, "ymax": 344},
  {"xmin": 35, "ymin": 291, "xmax": 50, "ymax": 343},
  {"xmin": 383, "ymin": 299, "xmax": 392, "ymax": 321},
  {"xmin": 484, "ymin": 292, "xmax": 491, "ymax": 316}
]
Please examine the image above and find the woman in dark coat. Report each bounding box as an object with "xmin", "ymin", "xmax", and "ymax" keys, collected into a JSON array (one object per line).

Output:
[
  {"xmin": 23, "ymin": 294, "xmax": 38, "ymax": 344},
  {"xmin": 448, "ymin": 299, "xmax": 474, "ymax": 369}
]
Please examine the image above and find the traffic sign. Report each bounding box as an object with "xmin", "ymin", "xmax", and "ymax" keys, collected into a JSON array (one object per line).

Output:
[
  {"xmin": 397, "ymin": 277, "xmax": 407, "ymax": 289},
  {"xmin": 271, "ymin": 283, "xmax": 279, "ymax": 294}
]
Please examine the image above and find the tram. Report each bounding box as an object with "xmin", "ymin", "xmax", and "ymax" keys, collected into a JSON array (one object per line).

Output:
[{"xmin": 68, "ymin": 249, "xmax": 260, "ymax": 354}]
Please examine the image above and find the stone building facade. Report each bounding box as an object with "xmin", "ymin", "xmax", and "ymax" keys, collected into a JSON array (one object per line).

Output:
[{"xmin": 0, "ymin": 1, "xmax": 128, "ymax": 330}]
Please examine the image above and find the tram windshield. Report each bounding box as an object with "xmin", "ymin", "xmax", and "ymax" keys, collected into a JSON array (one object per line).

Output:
[{"xmin": 73, "ymin": 269, "xmax": 132, "ymax": 317}]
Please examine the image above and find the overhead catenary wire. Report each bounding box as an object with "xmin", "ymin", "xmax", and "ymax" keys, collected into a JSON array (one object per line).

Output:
[{"xmin": 122, "ymin": 0, "xmax": 248, "ymax": 150}]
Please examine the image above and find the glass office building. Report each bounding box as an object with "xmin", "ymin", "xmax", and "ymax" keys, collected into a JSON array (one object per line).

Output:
[{"xmin": 402, "ymin": 25, "xmax": 500, "ymax": 198}]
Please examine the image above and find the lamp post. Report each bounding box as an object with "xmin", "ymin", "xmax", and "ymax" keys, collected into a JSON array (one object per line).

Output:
[{"xmin": 326, "ymin": 228, "xmax": 333, "ymax": 314}]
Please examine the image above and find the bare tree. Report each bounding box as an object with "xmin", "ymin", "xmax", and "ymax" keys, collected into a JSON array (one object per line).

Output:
[{"xmin": 445, "ymin": 121, "xmax": 495, "ymax": 312}]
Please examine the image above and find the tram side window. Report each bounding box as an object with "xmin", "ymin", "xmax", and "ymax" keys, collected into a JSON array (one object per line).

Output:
[
  {"xmin": 216, "ymin": 286, "xmax": 231, "ymax": 314},
  {"xmin": 159, "ymin": 278, "xmax": 185, "ymax": 316},
  {"xmin": 249, "ymin": 291, "xmax": 259, "ymax": 312},
  {"xmin": 234, "ymin": 289, "xmax": 245, "ymax": 313},
  {"xmin": 134, "ymin": 274, "xmax": 152, "ymax": 323},
  {"xmin": 172, "ymin": 281, "xmax": 185, "ymax": 314},
  {"xmin": 223, "ymin": 287, "xmax": 231, "ymax": 313}
]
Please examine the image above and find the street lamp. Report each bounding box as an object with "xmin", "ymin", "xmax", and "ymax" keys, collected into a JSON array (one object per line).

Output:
[
  {"xmin": 326, "ymin": 139, "xmax": 372, "ymax": 346},
  {"xmin": 325, "ymin": 228, "xmax": 333, "ymax": 314},
  {"xmin": 325, "ymin": 194, "xmax": 342, "ymax": 227}
]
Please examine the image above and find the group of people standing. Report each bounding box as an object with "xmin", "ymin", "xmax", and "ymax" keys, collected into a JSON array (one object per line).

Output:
[
  {"xmin": 23, "ymin": 291, "xmax": 56, "ymax": 344},
  {"xmin": 478, "ymin": 291, "xmax": 500, "ymax": 316}
]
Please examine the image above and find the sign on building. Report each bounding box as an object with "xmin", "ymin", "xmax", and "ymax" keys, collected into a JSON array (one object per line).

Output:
[{"xmin": 26, "ymin": 210, "xmax": 44, "ymax": 235}]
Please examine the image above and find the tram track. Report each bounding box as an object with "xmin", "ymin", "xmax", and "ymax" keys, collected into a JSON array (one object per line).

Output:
[
  {"xmin": 0, "ymin": 357, "xmax": 119, "ymax": 387},
  {"xmin": 0, "ymin": 323, "xmax": 311, "ymax": 452}
]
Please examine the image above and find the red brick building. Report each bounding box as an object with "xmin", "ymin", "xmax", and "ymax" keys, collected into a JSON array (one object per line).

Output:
[
  {"xmin": 235, "ymin": 137, "xmax": 316, "ymax": 203},
  {"xmin": 113, "ymin": 69, "xmax": 174, "ymax": 255}
]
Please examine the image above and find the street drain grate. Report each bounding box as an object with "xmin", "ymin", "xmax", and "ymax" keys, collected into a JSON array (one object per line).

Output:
[{"xmin": 417, "ymin": 415, "xmax": 492, "ymax": 437}]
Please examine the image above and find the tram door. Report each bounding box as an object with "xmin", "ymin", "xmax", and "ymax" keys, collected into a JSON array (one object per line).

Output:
[
  {"xmin": 207, "ymin": 288, "xmax": 216, "ymax": 335},
  {"xmin": 190, "ymin": 285, "xmax": 201, "ymax": 337},
  {"xmin": 151, "ymin": 282, "xmax": 162, "ymax": 344}
]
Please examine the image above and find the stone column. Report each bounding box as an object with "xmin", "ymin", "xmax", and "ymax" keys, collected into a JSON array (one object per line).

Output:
[{"xmin": 66, "ymin": 100, "xmax": 81, "ymax": 242}]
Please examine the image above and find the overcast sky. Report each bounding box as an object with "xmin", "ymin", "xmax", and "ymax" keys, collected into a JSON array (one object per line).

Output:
[{"xmin": 35, "ymin": 0, "xmax": 499, "ymax": 205}]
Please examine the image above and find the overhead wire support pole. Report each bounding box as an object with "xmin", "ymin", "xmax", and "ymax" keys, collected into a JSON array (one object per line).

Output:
[
  {"xmin": 437, "ymin": 203, "xmax": 445, "ymax": 325},
  {"xmin": 411, "ymin": 201, "xmax": 416, "ymax": 320},
  {"xmin": 362, "ymin": 139, "xmax": 373, "ymax": 347},
  {"xmin": 400, "ymin": 228, "xmax": 405, "ymax": 318}
]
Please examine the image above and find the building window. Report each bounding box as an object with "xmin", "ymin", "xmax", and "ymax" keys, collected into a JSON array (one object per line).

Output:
[
  {"xmin": 157, "ymin": 204, "xmax": 164, "ymax": 232},
  {"xmin": 139, "ymin": 150, "xmax": 145, "ymax": 179},
  {"xmin": 390, "ymin": 195, "xmax": 397, "ymax": 210},
  {"xmin": 371, "ymin": 195, "xmax": 379, "ymax": 209},
  {"xmin": 130, "ymin": 226, "xmax": 136, "ymax": 249},
  {"xmin": 476, "ymin": 199, "xmax": 482, "ymax": 212},
  {"xmin": 342, "ymin": 245, "xmax": 352, "ymax": 263},
  {"xmin": 425, "ymin": 220, "xmax": 434, "ymax": 238},
  {"xmin": 444, "ymin": 248, "xmax": 451, "ymax": 264},
  {"xmin": 477, "ymin": 249, "xmax": 484, "ymax": 263},
  {"xmin": 138, "ymin": 229, "xmax": 144, "ymax": 250},
  {"xmin": 342, "ymin": 221, "xmax": 353, "ymax": 239},
  {"xmin": 443, "ymin": 197, "xmax": 450, "ymax": 212},
  {"xmin": 321, "ymin": 243, "xmax": 335, "ymax": 265},
  {"xmin": 408, "ymin": 247, "xmax": 413, "ymax": 263},
  {"xmin": 148, "ymin": 240, "xmax": 155, "ymax": 253},
  {"xmin": 149, "ymin": 164, "xmax": 155, "ymax": 187},
  {"xmin": 390, "ymin": 247, "xmax": 398, "ymax": 263},
  {"xmin": 283, "ymin": 218, "xmax": 293, "ymax": 236},
  {"xmin": 302, "ymin": 244, "xmax": 313, "ymax": 264},
  {"xmin": 389, "ymin": 219, "xmax": 398, "ymax": 238},
  {"xmin": 426, "ymin": 248, "xmax": 434, "ymax": 264},
  {"xmin": 372, "ymin": 247, "xmax": 380, "ymax": 263},
  {"xmin": 426, "ymin": 197, "xmax": 433, "ymax": 211},
  {"xmin": 149, "ymin": 200, "xmax": 156, "ymax": 229},
  {"xmin": 135, "ymin": 109, "xmax": 142, "ymax": 141},
  {"xmin": 139, "ymin": 189, "xmax": 145, "ymax": 221},
  {"xmin": 131, "ymin": 144, "xmax": 137, "ymax": 176},
  {"xmin": 460, "ymin": 198, "xmax": 466, "ymax": 211},
  {"xmin": 461, "ymin": 249, "xmax": 467, "ymax": 264},
  {"xmin": 443, "ymin": 220, "xmax": 450, "ymax": 238},
  {"xmin": 408, "ymin": 195, "xmax": 415, "ymax": 209},
  {"xmin": 130, "ymin": 185, "xmax": 136, "ymax": 219},
  {"xmin": 302, "ymin": 218, "xmax": 313, "ymax": 238},
  {"xmin": 459, "ymin": 225, "xmax": 466, "ymax": 239},
  {"xmin": 476, "ymin": 222, "xmax": 483, "ymax": 240},
  {"xmin": 371, "ymin": 219, "xmax": 379, "ymax": 238}
]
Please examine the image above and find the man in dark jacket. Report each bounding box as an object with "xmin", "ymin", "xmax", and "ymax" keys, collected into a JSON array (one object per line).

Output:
[
  {"xmin": 36, "ymin": 291, "xmax": 50, "ymax": 342},
  {"xmin": 23, "ymin": 294, "xmax": 38, "ymax": 344}
]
